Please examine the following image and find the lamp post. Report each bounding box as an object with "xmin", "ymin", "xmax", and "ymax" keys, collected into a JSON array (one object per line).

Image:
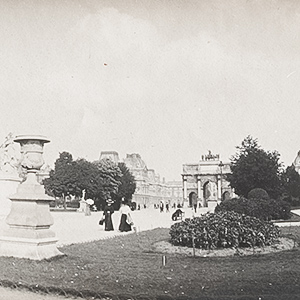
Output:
[{"xmin": 218, "ymin": 161, "xmax": 224, "ymax": 201}]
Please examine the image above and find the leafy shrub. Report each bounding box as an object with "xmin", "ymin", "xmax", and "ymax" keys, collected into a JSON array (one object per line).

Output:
[
  {"xmin": 281, "ymin": 195, "xmax": 300, "ymax": 208},
  {"xmin": 67, "ymin": 200, "xmax": 80, "ymax": 209},
  {"xmin": 248, "ymin": 188, "xmax": 270, "ymax": 200},
  {"xmin": 215, "ymin": 197, "xmax": 252, "ymax": 215},
  {"xmin": 268, "ymin": 199, "xmax": 291, "ymax": 220},
  {"xmin": 169, "ymin": 211, "xmax": 279, "ymax": 249},
  {"xmin": 215, "ymin": 197, "xmax": 291, "ymax": 221}
]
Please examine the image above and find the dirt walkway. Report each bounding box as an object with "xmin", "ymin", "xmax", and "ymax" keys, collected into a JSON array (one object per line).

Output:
[{"xmin": 0, "ymin": 286, "xmax": 66, "ymax": 300}]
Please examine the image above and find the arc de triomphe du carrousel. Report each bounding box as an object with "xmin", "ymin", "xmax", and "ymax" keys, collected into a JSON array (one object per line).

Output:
[
  {"xmin": 182, "ymin": 151, "xmax": 235, "ymax": 210},
  {"xmin": 0, "ymin": 134, "xmax": 62, "ymax": 260}
]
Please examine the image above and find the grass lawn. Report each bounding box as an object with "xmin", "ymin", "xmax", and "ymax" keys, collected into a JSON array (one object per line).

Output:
[{"xmin": 0, "ymin": 227, "xmax": 300, "ymax": 299}]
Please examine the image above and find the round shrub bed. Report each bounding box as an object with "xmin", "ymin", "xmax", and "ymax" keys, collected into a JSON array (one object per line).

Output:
[{"xmin": 169, "ymin": 211, "xmax": 280, "ymax": 250}]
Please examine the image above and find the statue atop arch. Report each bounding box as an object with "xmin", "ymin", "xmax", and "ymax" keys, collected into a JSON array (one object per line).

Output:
[{"xmin": 201, "ymin": 150, "xmax": 220, "ymax": 161}]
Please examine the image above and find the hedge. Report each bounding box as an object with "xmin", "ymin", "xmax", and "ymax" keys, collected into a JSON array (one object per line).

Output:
[
  {"xmin": 215, "ymin": 197, "xmax": 291, "ymax": 221},
  {"xmin": 248, "ymin": 188, "xmax": 270, "ymax": 200}
]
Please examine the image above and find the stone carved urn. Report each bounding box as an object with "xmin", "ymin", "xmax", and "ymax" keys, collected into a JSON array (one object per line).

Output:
[
  {"xmin": 0, "ymin": 135, "xmax": 63, "ymax": 260},
  {"xmin": 19, "ymin": 139, "xmax": 47, "ymax": 169},
  {"xmin": 15, "ymin": 135, "xmax": 49, "ymax": 182}
]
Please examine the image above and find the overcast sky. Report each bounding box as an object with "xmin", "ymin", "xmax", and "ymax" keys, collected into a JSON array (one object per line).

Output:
[{"xmin": 0, "ymin": 0, "xmax": 299, "ymax": 181}]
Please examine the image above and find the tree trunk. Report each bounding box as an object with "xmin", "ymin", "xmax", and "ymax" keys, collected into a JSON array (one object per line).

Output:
[{"xmin": 62, "ymin": 193, "xmax": 67, "ymax": 210}]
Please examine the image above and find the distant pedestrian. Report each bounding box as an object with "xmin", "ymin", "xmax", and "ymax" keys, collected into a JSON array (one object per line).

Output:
[
  {"xmin": 159, "ymin": 201, "xmax": 164, "ymax": 213},
  {"xmin": 192, "ymin": 197, "xmax": 198, "ymax": 213},
  {"xmin": 85, "ymin": 202, "xmax": 91, "ymax": 216},
  {"xmin": 119, "ymin": 199, "xmax": 133, "ymax": 232},
  {"xmin": 85, "ymin": 199, "xmax": 94, "ymax": 216},
  {"xmin": 172, "ymin": 208, "xmax": 184, "ymax": 221},
  {"xmin": 103, "ymin": 199, "xmax": 114, "ymax": 231},
  {"xmin": 166, "ymin": 203, "xmax": 169, "ymax": 212}
]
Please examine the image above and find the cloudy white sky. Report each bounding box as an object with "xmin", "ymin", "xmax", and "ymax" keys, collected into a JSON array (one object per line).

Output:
[{"xmin": 0, "ymin": 0, "xmax": 299, "ymax": 181}]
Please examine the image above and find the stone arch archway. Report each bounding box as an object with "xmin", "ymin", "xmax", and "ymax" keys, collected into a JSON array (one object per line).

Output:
[
  {"xmin": 203, "ymin": 180, "xmax": 218, "ymax": 207},
  {"xmin": 222, "ymin": 191, "xmax": 230, "ymax": 201},
  {"xmin": 202, "ymin": 181, "xmax": 210, "ymax": 207},
  {"xmin": 188, "ymin": 192, "xmax": 197, "ymax": 207}
]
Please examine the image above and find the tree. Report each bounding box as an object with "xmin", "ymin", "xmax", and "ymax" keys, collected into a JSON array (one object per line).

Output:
[
  {"xmin": 227, "ymin": 136, "xmax": 283, "ymax": 199},
  {"xmin": 76, "ymin": 158, "xmax": 99, "ymax": 200},
  {"xmin": 44, "ymin": 153, "xmax": 135, "ymax": 210},
  {"xmin": 43, "ymin": 152, "xmax": 80, "ymax": 208},
  {"xmin": 92, "ymin": 158, "xmax": 122, "ymax": 209},
  {"xmin": 115, "ymin": 162, "xmax": 136, "ymax": 208},
  {"xmin": 281, "ymin": 165, "xmax": 300, "ymax": 203}
]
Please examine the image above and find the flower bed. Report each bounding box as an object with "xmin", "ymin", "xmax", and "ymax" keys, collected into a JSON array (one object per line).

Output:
[{"xmin": 169, "ymin": 211, "xmax": 280, "ymax": 249}]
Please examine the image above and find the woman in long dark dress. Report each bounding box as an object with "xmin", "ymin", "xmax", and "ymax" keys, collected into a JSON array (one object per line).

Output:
[
  {"xmin": 118, "ymin": 199, "xmax": 133, "ymax": 232},
  {"xmin": 104, "ymin": 199, "xmax": 114, "ymax": 231}
]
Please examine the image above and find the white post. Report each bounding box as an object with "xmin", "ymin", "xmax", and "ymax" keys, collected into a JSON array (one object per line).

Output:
[
  {"xmin": 217, "ymin": 175, "xmax": 221, "ymax": 200},
  {"xmin": 197, "ymin": 175, "xmax": 201, "ymax": 205},
  {"xmin": 183, "ymin": 176, "xmax": 187, "ymax": 200}
]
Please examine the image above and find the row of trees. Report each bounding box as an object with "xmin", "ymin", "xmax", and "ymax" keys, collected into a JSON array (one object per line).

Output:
[
  {"xmin": 43, "ymin": 152, "xmax": 136, "ymax": 210},
  {"xmin": 227, "ymin": 135, "xmax": 300, "ymax": 205},
  {"xmin": 42, "ymin": 137, "xmax": 300, "ymax": 211}
]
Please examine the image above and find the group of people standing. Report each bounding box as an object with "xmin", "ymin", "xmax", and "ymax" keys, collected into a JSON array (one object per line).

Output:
[
  {"xmin": 154, "ymin": 201, "xmax": 182, "ymax": 212},
  {"xmin": 159, "ymin": 200, "xmax": 169, "ymax": 213},
  {"xmin": 101, "ymin": 198, "xmax": 134, "ymax": 232}
]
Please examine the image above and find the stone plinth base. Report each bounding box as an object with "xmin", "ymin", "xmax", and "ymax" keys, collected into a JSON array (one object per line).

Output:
[
  {"xmin": 77, "ymin": 200, "xmax": 86, "ymax": 212},
  {"xmin": 1, "ymin": 171, "xmax": 63, "ymax": 260},
  {"xmin": 0, "ymin": 176, "xmax": 21, "ymax": 216},
  {"xmin": 207, "ymin": 200, "xmax": 218, "ymax": 212},
  {"xmin": 0, "ymin": 236, "xmax": 63, "ymax": 260},
  {"xmin": 3, "ymin": 227, "xmax": 56, "ymax": 239}
]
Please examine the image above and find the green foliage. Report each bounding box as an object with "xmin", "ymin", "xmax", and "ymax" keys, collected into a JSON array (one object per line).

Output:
[
  {"xmin": 44, "ymin": 154, "xmax": 130, "ymax": 210},
  {"xmin": 228, "ymin": 136, "xmax": 283, "ymax": 199},
  {"xmin": 43, "ymin": 152, "xmax": 80, "ymax": 201},
  {"xmin": 281, "ymin": 165, "xmax": 300, "ymax": 204},
  {"xmin": 270, "ymin": 199, "xmax": 291, "ymax": 220},
  {"xmin": 281, "ymin": 194, "xmax": 300, "ymax": 207},
  {"xmin": 216, "ymin": 197, "xmax": 253, "ymax": 215},
  {"xmin": 93, "ymin": 158, "xmax": 122, "ymax": 200},
  {"xmin": 114, "ymin": 162, "xmax": 136, "ymax": 207},
  {"xmin": 215, "ymin": 197, "xmax": 291, "ymax": 220},
  {"xmin": 248, "ymin": 188, "xmax": 270, "ymax": 200},
  {"xmin": 169, "ymin": 211, "xmax": 280, "ymax": 249},
  {"xmin": 75, "ymin": 158, "xmax": 100, "ymax": 199}
]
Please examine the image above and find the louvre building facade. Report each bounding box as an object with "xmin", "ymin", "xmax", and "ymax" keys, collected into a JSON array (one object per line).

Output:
[{"xmin": 100, "ymin": 151, "xmax": 183, "ymax": 207}]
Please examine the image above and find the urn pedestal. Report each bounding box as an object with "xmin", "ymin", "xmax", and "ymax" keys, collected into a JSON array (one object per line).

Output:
[
  {"xmin": 206, "ymin": 199, "xmax": 219, "ymax": 212},
  {"xmin": 0, "ymin": 174, "xmax": 22, "ymax": 216},
  {"xmin": 0, "ymin": 135, "xmax": 63, "ymax": 260}
]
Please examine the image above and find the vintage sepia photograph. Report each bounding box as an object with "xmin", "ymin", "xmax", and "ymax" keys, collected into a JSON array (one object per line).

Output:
[{"xmin": 0, "ymin": 0, "xmax": 299, "ymax": 299}]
